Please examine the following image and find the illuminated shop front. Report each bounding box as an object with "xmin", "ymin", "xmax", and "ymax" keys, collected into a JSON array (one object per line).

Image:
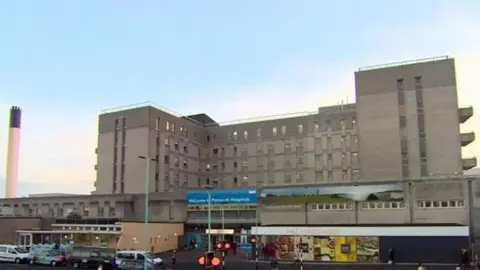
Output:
[{"xmin": 252, "ymin": 225, "xmax": 469, "ymax": 264}]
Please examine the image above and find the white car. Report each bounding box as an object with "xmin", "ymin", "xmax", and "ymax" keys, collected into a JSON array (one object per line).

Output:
[
  {"xmin": 0, "ymin": 245, "xmax": 30, "ymax": 264},
  {"xmin": 115, "ymin": 250, "xmax": 163, "ymax": 265}
]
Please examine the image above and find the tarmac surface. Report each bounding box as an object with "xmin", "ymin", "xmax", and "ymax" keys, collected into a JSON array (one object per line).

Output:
[
  {"xmin": 2, "ymin": 261, "xmax": 477, "ymax": 270},
  {"xmin": 1, "ymin": 251, "xmax": 476, "ymax": 270}
]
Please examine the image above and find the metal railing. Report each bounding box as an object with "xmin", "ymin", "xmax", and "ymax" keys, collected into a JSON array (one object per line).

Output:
[{"xmin": 358, "ymin": 56, "xmax": 450, "ymax": 71}]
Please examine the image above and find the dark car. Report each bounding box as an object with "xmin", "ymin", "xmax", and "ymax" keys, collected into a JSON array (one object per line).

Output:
[
  {"xmin": 118, "ymin": 259, "xmax": 165, "ymax": 270},
  {"xmin": 69, "ymin": 247, "xmax": 115, "ymax": 269}
]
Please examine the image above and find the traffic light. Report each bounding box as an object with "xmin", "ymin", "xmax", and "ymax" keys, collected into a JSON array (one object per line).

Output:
[
  {"xmin": 198, "ymin": 251, "xmax": 221, "ymax": 268},
  {"xmin": 215, "ymin": 241, "xmax": 232, "ymax": 251}
]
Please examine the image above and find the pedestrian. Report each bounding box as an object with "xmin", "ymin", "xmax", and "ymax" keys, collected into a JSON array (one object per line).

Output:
[
  {"xmin": 461, "ymin": 248, "xmax": 470, "ymax": 267},
  {"xmin": 417, "ymin": 263, "xmax": 425, "ymax": 270},
  {"xmin": 232, "ymin": 241, "xmax": 237, "ymax": 254},
  {"xmin": 171, "ymin": 249, "xmax": 177, "ymax": 265},
  {"xmin": 388, "ymin": 247, "xmax": 395, "ymax": 264},
  {"xmin": 270, "ymin": 258, "xmax": 278, "ymax": 270}
]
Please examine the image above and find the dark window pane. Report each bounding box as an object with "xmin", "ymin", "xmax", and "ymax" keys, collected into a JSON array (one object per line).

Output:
[{"xmin": 399, "ymin": 116, "xmax": 407, "ymax": 128}]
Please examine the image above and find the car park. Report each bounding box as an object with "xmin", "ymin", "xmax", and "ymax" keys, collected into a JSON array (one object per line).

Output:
[
  {"xmin": 69, "ymin": 247, "xmax": 115, "ymax": 269},
  {"xmin": 0, "ymin": 245, "xmax": 30, "ymax": 264}
]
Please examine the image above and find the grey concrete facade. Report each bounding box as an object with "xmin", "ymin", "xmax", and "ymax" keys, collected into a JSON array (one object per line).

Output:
[
  {"xmin": 0, "ymin": 56, "xmax": 478, "ymax": 232},
  {"xmin": 93, "ymin": 57, "xmax": 475, "ymax": 195}
]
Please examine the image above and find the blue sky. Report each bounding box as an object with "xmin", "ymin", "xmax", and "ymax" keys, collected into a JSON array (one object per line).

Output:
[{"xmin": 0, "ymin": 1, "xmax": 479, "ymax": 196}]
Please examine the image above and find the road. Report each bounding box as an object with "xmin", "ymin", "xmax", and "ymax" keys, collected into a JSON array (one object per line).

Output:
[{"xmin": 1, "ymin": 262, "xmax": 476, "ymax": 270}]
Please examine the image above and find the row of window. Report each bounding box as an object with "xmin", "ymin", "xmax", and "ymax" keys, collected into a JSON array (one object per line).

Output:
[
  {"xmin": 417, "ymin": 200, "xmax": 465, "ymax": 208},
  {"xmin": 230, "ymin": 119, "xmax": 357, "ymax": 141},
  {"xmin": 159, "ymin": 117, "xmax": 357, "ymax": 143},
  {"xmin": 310, "ymin": 200, "xmax": 466, "ymax": 211},
  {"xmin": 397, "ymin": 76, "xmax": 428, "ymax": 179}
]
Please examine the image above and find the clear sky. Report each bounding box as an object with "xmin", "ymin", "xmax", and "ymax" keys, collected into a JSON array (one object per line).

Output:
[{"xmin": 0, "ymin": 1, "xmax": 479, "ymax": 196}]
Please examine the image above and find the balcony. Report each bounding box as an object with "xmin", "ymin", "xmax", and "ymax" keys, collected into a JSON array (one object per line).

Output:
[
  {"xmin": 462, "ymin": 157, "xmax": 477, "ymax": 170},
  {"xmin": 459, "ymin": 107, "xmax": 474, "ymax": 123},
  {"xmin": 461, "ymin": 132, "xmax": 476, "ymax": 147}
]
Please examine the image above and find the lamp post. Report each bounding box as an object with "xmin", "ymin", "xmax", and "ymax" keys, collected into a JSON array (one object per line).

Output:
[
  {"xmin": 138, "ymin": 155, "xmax": 156, "ymax": 270},
  {"xmin": 221, "ymin": 202, "xmax": 225, "ymax": 241},
  {"xmin": 203, "ymin": 184, "xmax": 214, "ymax": 252},
  {"xmin": 255, "ymin": 196, "xmax": 259, "ymax": 270}
]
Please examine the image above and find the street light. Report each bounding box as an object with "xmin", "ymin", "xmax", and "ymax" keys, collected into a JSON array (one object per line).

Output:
[
  {"xmin": 203, "ymin": 184, "xmax": 214, "ymax": 252},
  {"xmin": 254, "ymin": 191, "xmax": 259, "ymax": 270},
  {"xmin": 138, "ymin": 155, "xmax": 156, "ymax": 270}
]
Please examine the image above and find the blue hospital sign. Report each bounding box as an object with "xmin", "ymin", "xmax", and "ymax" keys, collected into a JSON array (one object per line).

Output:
[{"xmin": 187, "ymin": 189, "xmax": 258, "ymax": 205}]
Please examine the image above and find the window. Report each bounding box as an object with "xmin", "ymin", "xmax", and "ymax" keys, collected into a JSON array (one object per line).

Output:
[
  {"xmin": 296, "ymin": 173, "xmax": 304, "ymax": 182},
  {"xmin": 257, "ymin": 128, "xmax": 261, "ymax": 137},
  {"xmin": 171, "ymin": 123, "xmax": 175, "ymax": 133},
  {"xmin": 415, "ymin": 76, "xmax": 422, "ymax": 89},
  {"xmin": 419, "ymin": 138, "xmax": 427, "ymax": 153},
  {"xmin": 166, "ymin": 121, "xmax": 170, "ymax": 131},
  {"xmin": 284, "ymin": 173, "xmax": 292, "ymax": 183},
  {"xmin": 420, "ymin": 163, "xmax": 428, "ymax": 176},
  {"xmin": 311, "ymin": 203, "xmax": 352, "ymax": 211},
  {"xmin": 296, "ymin": 156, "xmax": 303, "ymax": 164},
  {"xmin": 314, "ymin": 122, "xmax": 319, "ymax": 132},
  {"xmin": 244, "ymin": 130, "xmax": 248, "ymax": 139},
  {"xmin": 417, "ymin": 200, "xmax": 465, "ymax": 208},
  {"xmin": 362, "ymin": 201, "xmax": 405, "ymax": 210},
  {"xmin": 399, "ymin": 116, "xmax": 406, "ymax": 128},
  {"xmin": 272, "ymin": 127, "xmax": 277, "ymax": 136},
  {"xmin": 155, "ymin": 117, "xmax": 160, "ymax": 130},
  {"xmin": 256, "ymin": 143, "xmax": 263, "ymax": 153},
  {"xmin": 233, "ymin": 131, "xmax": 238, "ymax": 140},
  {"xmin": 297, "ymin": 124, "xmax": 303, "ymax": 134},
  {"xmin": 281, "ymin": 125, "xmax": 286, "ymax": 136}
]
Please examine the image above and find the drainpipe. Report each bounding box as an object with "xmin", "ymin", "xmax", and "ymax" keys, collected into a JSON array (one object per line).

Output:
[
  {"xmin": 467, "ymin": 180, "xmax": 474, "ymax": 251},
  {"xmin": 304, "ymin": 202, "xmax": 308, "ymax": 224},
  {"xmin": 408, "ymin": 182, "xmax": 414, "ymax": 223}
]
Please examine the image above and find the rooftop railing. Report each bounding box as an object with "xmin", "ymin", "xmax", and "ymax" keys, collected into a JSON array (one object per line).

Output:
[{"xmin": 358, "ymin": 56, "xmax": 450, "ymax": 72}]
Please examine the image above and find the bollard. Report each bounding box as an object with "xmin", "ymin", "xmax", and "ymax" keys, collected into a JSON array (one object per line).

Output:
[
  {"xmin": 255, "ymin": 248, "xmax": 259, "ymax": 270},
  {"xmin": 222, "ymin": 250, "xmax": 226, "ymax": 269}
]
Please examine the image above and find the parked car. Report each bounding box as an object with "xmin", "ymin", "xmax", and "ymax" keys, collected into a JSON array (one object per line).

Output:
[
  {"xmin": 117, "ymin": 259, "xmax": 165, "ymax": 270},
  {"xmin": 0, "ymin": 245, "xmax": 30, "ymax": 264},
  {"xmin": 115, "ymin": 250, "xmax": 163, "ymax": 266},
  {"xmin": 69, "ymin": 247, "xmax": 115, "ymax": 269},
  {"xmin": 27, "ymin": 249, "xmax": 67, "ymax": 266}
]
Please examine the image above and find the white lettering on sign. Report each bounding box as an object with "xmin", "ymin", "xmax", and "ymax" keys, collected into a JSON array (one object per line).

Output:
[{"xmin": 285, "ymin": 227, "xmax": 341, "ymax": 236}]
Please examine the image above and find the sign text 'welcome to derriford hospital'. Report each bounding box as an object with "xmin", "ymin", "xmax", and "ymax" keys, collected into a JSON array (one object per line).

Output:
[{"xmin": 186, "ymin": 189, "xmax": 258, "ymax": 205}]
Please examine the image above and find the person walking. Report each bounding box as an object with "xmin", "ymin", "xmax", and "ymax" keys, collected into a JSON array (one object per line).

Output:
[{"xmin": 388, "ymin": 248, "xmax": 395, "ymax": 264}]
